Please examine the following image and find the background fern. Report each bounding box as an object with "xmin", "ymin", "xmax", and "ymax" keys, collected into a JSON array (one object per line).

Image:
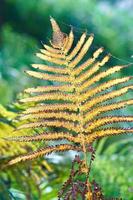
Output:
[{"xmin": 0, "ymin": 103, "xmax": 53, "ymax": 199}]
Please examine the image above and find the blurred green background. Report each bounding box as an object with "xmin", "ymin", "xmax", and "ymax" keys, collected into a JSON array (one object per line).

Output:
[{"xmin": 0, "ymin": 0, "xmax": 133, "ymax": 199}]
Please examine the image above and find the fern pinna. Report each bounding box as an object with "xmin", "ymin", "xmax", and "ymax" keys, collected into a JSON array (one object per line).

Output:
[{"xmin": 7, "ymin": 17, "xmax": 133, "ymax": 166}]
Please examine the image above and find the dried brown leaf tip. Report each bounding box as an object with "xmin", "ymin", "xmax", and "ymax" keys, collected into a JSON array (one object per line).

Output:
[
  {"xmin": 6, "ymin": 17, "xmax": 133, "ymax": 165},
  {"xmin": 50, "ymin": 16, "xmax": 68, "ymax": 49}
]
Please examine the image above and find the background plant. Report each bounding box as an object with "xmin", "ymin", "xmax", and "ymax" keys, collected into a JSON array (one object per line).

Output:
[{"xmin": 0, "ymin": 103, "xmax": 53, "ymax": 200}]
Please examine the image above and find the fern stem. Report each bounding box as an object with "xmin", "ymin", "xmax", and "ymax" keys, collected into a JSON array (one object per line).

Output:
[{"xmin": 62, "ymin": 48, "xmax": 92, "ymax": 199}]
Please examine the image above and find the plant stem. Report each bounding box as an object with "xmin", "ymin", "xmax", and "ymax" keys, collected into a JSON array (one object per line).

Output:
[
  {"xmin": 81, "ymin": 138, "xmax": 92, "ymax": 200},
  {"xmin": 63, "ymin": 49, "xmax": 92, "ymax": 199}
]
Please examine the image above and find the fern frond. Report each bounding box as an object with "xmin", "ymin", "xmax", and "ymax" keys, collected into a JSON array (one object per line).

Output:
[
  {"xmin": 31, "ymin": 64, "xmax": 68, "ymax": 74},
  {"xmin": 5, "ymin": 132, "xmax": 81, "ymax": 143},
  {"xmin": 44, "ymin": 44, "xmax": 61, "ymax": 54},
  {"xmin": 75, "ymin": 52, "xmax": 108, "ymax": 79},
  {"xmin": 17, "ymin": 119, "xmax": 80, "ymax": 132},
  {"xmin": 40, "ymin": 49, "xmax": 65, "ymax": 59},
  {"xmin": 87, "ymin": 116, "xmax": 133, "ymax": 131},
  {"xmin": 69, "ymin": 34, "xmax": 94, "ymax": 68},
  {"xmin": 92, "ymin": 128, "xmax": 133, "ymax": 138},
  {"xmin": 7, "ymin": 17, "xmax": 133, "ymax": 165},
  {"xmin": 64, "ymin": 30, "xmax": 74, "ymax": 54},
  {"xmin": 20, "ymin": 92, "xmax": 75, "ymax": 103},
  {"xmin": 26, "ymin": 70, "xmax": 70, "ymax": 82},
  {"xmin": 80, "ymin": 77, "xmax": 132, "ymax": 104},
  {"xmin": 78, "ymin": 66, "xmax": 129, "ymax": 92},
  {"xmin": 20, "ymin": 111, "xmax": 78, "ymax": 122},
  {"xmin": 36, "ymin": 53, "xmax": 66, "ymax": 65},
  {"xmin": 24, "ymin": 84, "xmax": 73, "ymax": 93},
  {"xmin": 7, "ymin": 144, "xmax": 81, "ymax": 165},
  {"xmin": 77, "ymin": 64, "xmax": 125, "ymax": 86},
  {"xmin": 85, "ymin": 99, "xmax": 133, "ymax": 122},
  {"xmin": 82, "ymin": 85, "xmax": 133, "ymax": 112},
  {"xmin": 67, "ymin": 32, "xmax": 87, "ymax": 61},
  {"xmin": 73, "ymin": 47, "xmax": 106, "ymax": 76},
  {"xmin": 23, "ymin": 103, "xmax": 77, "ymax": 114}
]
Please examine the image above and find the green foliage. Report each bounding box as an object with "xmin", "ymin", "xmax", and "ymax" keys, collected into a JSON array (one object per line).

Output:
[
  {"xmin": 0, "ymin": 104, "xmax": 53, "ymax": 199},
  {"xmin": 0, "ymin": 25, "xmax": 38, "ymax": 105},
  {"xmin": 91, "ymin": 143, "xmax": 133, "ymax": 199}
]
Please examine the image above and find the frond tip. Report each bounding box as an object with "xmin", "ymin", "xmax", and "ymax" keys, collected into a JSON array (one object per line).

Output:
[{"xmin": 50, "ymin": 16, "xmax": 67, "ymax": 49}]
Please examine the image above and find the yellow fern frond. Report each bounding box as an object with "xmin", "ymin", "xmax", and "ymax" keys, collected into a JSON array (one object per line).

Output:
[
  {"xmin": 84, "ymin": 99, "xmax": 133, "ymax": 122},
  {"xmin": 24, "ymin": 84, "xmax": 73, "ymax": 93},
  {"xmin": 26, "ymin": 70, "xmax": 70, "ymax": 82},
  {"xmin": 73, "ymin": 47, "xmax": 105, "ymax": 76},
  {"xmin": 7, "ymin": 17, "xmax": 133, "ymax": 165},
  {"xmin": 87, "ymin": 116, "xmax": 133, "ymax": 131},
  {"xmin": 40, "ymin": 49, "xmax": 65, "ymax": 59},
  {"xmin": 31, "ymin": 64, "xmax": 68, "ymax": 74},
  {"xmin": 17, "ymin": 119, "xmax": 80, "ymax": 133},
  {"xmin": 75, "ymin": 52, "xmax": 108, "ymax": 79},
  {"xmin": 92, "ymin": 128, "xmax": 133, "ymax": 138},
  {"xmin": 67, "ymin": 32, "xmax": 87, "ymax": 61},
  {"xmin": 7, "ymin": 144, "xmax": 81, "ymax": 166},
  {"xmin": 44, "ymin": 44, "xmax": 61, "ymax": 54},
  {"xmin": 20, "ymin": 92, "xmax": 75, "ymax": 103},
  {"xmin": 36, "ymin": 53, "xmax": 66, "ymax": 65},
  {"xmin": 77, "ymin": 64, "xmax": 124, "ymax": 86},
  {"xmin": 69, "ymin": 34, "xmax": 94, "ymax": 68},
  {"xmin": 20, "ymin": 111, "xmax": 78, "ymax": 122},
  {"xmin": 23, "ymin": 103, "xmax": 77, "ymax": 114},
  {"xmin": 80, "ymin": 77, "xmax": 132, "ymax": 104},
  {"xmin": 82, "ymin": 85, "xmax": 133, "ymax": 112},
  {"xmin": 64, "ymin": 30, "xmax": 74, "ymax": 54},
  {"xmin": 78, "ymin": 66, "xmax": 128, "ymax": 92},
  {"xmin": 5, "ymin": 132, "xmax": 81, "ymax": 143}
]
